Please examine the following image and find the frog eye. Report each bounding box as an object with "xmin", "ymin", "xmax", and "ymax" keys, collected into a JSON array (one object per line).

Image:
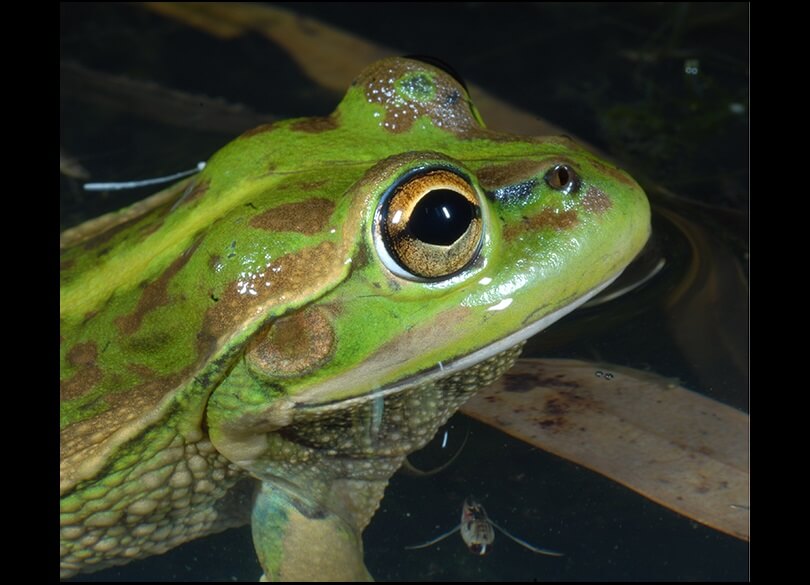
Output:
[
  {"xmin": 545, "ymin": 164, "xmax": 580, "ymax": 195},
  {"xmin": 376, "ymin": 168, "xmax": 483, "ymax": 280}
]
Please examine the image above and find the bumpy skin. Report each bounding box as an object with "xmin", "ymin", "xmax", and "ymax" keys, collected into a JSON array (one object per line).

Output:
[{"xmin": 60, "ymin": 57, "xmax": 650, "ymax": 580}]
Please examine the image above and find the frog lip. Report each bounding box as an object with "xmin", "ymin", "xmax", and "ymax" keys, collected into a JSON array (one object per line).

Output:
[{"xmin": 295, "ymin": 269, "xmax": 623, "ymax": 413}]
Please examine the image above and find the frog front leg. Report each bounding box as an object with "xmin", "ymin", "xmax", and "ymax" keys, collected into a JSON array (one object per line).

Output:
[{"xmin": 251, "ymin": 483, "xmax": 371, "ymax": 582}]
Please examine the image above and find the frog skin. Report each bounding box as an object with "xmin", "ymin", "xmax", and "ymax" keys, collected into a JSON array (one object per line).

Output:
[{"xmin": 60, "ymin": 57, "xmax": 650, "ymax": 581}]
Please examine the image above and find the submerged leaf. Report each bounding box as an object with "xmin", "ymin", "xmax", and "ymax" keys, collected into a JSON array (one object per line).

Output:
[{"xmin": 461, "ymin": 358, "xmax": 749, "ymax": 541}]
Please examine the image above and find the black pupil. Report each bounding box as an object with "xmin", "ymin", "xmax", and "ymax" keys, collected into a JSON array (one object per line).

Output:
[
  {"xmin": 409, "ymin": 189, "xmax": 475, "ymax": 245},
  {"xmin": 555, "ymin": 166, "xmax": 570, "ymax": 186}
]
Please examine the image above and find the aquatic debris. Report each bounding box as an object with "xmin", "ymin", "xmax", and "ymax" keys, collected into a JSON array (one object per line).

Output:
[
  {"xmin": 60, "ymin": 148, "xmax": 90, "ymax": 180},
  {"xmin": 461, "ymin": 358, "xmax": 749, "ymax": 541},
  {"xmin": 406, "ymin": 497, "xmax": 563, "ymax": 556},
  {"xmin": 83, "ymin": 162, "xmax": 206, "ymax": 191}
]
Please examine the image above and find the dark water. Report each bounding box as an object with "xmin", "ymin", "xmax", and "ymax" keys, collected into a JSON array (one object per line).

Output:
[{"xmin": 61, "ymin": 3, "xmax": 749, "ymax": 581}]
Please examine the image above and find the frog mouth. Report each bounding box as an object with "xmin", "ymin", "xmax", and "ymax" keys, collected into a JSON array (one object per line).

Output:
[
  {"xmin": 423, "ymin": 269, "xmax": 623, "ymax": 382},
  {"xmin": 294, "ymin": 269, "xmax": 622, "ymax": 414}
]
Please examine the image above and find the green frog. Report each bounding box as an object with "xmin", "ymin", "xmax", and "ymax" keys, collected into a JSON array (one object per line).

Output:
[{"xmin": 60, "ymin": 57, "xmax": 650, "ymax": 581}]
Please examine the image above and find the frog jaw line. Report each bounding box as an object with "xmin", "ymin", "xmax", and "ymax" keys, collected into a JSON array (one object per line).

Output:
[
  {"xmin": 295, "ymin": 268, "xmax": 622, "ymax": 412},
  {"xmin": 438, "ymin": 268, "xmax": 622, "ymax": 377}
]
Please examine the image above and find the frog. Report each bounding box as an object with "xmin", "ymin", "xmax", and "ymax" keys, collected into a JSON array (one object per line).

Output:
[{"xmin": 60, "ymin": 56, "xmax": 650, "ymax": 581}]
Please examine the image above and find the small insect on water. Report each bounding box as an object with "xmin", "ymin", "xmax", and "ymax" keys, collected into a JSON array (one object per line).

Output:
[{"xmin": 406, "ymin": 497, "xmax": 564, "ymax": 556}]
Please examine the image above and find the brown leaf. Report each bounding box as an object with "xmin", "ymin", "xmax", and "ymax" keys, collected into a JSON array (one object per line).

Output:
[{"xmin": 461, "ymin": 358, "xmax": 749, "ymax": 541}]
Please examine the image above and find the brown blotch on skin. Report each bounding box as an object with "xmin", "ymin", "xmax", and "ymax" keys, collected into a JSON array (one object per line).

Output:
[
  {"xmin": 61, "ymin": 342, "xmax": 102, "ymax": 401},
  {"xmin": 208, "ymin": 253, "xmax": 221, "ymax": 270},
  {"xmin": 60, "ymin": 367, "xmax": 103, "ymax": 401},
  {"xmin": 82, "ymin": 310, "xmax": 99, "ymax": 325},
  {"xmin": 137, "ymin": 218, "xmax": 166, "ymax": 242},
  {"xmin": 246, "ymin": 305, "xmax": 335, "ymax": 378},
  {"xmin": 195, "ymin": 329, "xmax": 219, "ymax": 367},
  {"xmin": 101, "ymin": 359, "xmax": 204, "ymax": 424},
  {"xmin": 477, "ymin": 160, "xmax": 547, "ymax": 191},
  {"xmin": 239, "ymin": 123, "xmax": 276, "ymax": 138},
  {"xmin": 582, "ymin": 186, "xmax": 612, "ymax": 214},
  {"xmin": 115, "ymin": 238, "xmax": 203, "ymax": 336},
  {"xmin": 249, "ymin": 198, "xmax": 335, "ymax": 235},
  {"xmin": 352, "ymin": 240, "xmax": 370, "ymax": 273},
  {"xmin": 59, "ymin": 334, "xmax": 223, "ymax": 491},
  {"xmin": 202, "ymin": 241, "xmax": 339, "ymax": 340},
  {"xmin": 67, "ymin": 342, "xmax": 98, "ymax": 367},
  {"xmin": 124, "ymin": 329, "xmax": 174, "ymax": 354},
  {"xmin": 127, "ymin": 363, "xmax": 156, "ymax": 379},
  {"xmin": 298, "ymin": 180, "xmax": 328, "ymax": 192},
  {"xmin": 104, "ymin": 362, "xmax": 210, "ymax": 418},
  {"xmin": 79, "ymin": 199, "xmax": 178, "ymax": 253},
  {"xmin": 99, "ymin": 366, "xmax": 193, "ymax": 428},
  {"xmin": 60, "ymin": 258, "xmax": 75, "ymax": 272},
  {"xmin": 504, "ymin": 209, "xmax": 578, "ymax": 240},
  {"xmin": 290, "ymin": 116, "xmax": 338, "ymax": 133}
]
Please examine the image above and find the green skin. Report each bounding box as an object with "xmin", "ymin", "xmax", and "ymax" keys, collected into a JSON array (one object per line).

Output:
[{"xmin": 60, "ymin": 58, "xmax": 650, "ymax": 580}]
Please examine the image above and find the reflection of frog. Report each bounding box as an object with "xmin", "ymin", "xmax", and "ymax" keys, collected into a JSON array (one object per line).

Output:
[{"xmin": 60, "ymin": 57, "xmax": 650, "ymax": 580}]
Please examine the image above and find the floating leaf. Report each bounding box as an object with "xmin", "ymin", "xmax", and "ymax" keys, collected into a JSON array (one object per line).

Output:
[{"xmin": 461, "ymin": 358, "xmax": 749, "ymax": 541}]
